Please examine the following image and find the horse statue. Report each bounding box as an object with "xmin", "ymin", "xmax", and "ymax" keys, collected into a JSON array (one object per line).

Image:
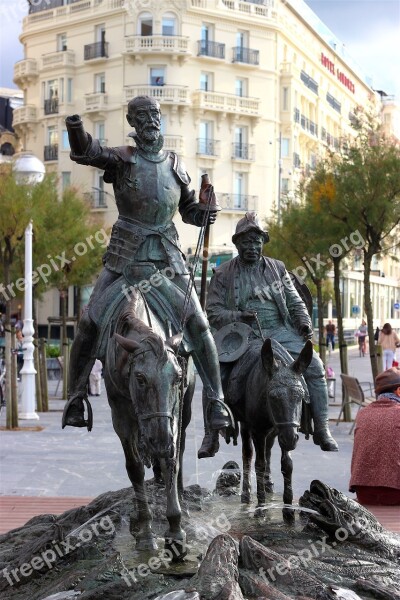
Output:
[
  {"xmin": 102, "ymin": 291, "xmax": 194, "ymax": 555},
  {"xmin": 225, "ymin": 337, "xmax": 313, "ymax": 523}
]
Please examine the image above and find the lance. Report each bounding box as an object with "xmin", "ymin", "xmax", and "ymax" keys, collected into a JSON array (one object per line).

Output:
[{"xmin": 198, "ymin": 173, "xmax": 221, "ymax": 310}]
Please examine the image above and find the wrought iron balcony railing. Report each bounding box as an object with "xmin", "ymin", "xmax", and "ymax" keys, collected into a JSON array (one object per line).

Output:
[
  {"xmin": 197, "ymin": 138, "xmax": 220, "ymax": 156},
  {"xmin": 44, "ymin": 98, "xmax": 59, "ymax": 115},
  {"xmin": 232, "ymin": 143, "xmax": 255, "ymax": 160},
  {"xmin": 84, "ymin": 41, "xmax": 109, "ymax": 61},
  {"xmin": 232, "ymin": 47, "xmax": 259, "ymax": 65},
  {"xmin": 44, "ymin": 144, "xmax": 58, "ymax": 161},
  {"xmin": 197, "ymin": 40, "xmax": 225, "ymax": 59},
  {"xmin": 219, "ymin": 193, "xmax": 258, "ymax": 211}
]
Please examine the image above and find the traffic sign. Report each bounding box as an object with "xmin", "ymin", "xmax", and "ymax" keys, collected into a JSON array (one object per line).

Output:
[
  {"xmin": 394, "ymin": 302, "xmax": 400, "ymax": 310},
  {"xmin": 351, "ymin": 305, "xmax": 361, "ymax": 315}
]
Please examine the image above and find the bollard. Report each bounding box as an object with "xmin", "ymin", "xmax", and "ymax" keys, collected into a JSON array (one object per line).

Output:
[
  {"xmin": 339, "ymin": 344, "xmax": 352, "ymax": 422},
  {"xmin": 34, "ymin": 341, "xmax": 43, "ymax": 412},
  {"xmin": 39, "ymin": 338, "xmax": 49, "ymax": 411},
  {"xmin": 62, "ymin": 339, "xmax": 70, "ymax": 400},
  {"xmin": 10, "ymin": 328, "xmax": 18, "ymax": 427}
]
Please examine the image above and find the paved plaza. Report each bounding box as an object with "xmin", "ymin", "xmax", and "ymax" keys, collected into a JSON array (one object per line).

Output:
[{"xmin": 0, "ymin": 344, "xmax": 373, "ymax": 501}]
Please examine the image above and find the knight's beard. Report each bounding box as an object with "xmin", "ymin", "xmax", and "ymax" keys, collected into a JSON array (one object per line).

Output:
[{"xmin": 134, "ymin": 129, "xmax": 164, "ymax": 154}]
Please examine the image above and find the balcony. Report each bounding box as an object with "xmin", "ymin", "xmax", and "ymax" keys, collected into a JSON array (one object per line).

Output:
[
  {"xmin": 300, "ymin": 114, "xmax": 318, "ymax": 137},
  {"xmin": 232, "ymin": 143, "xmax": 255, "ymax": 161},
  {"xmin": 12, "ymin": 105, "xmax": 38, "ymax": 128},
  {"xmin": 44, "ymin": 144, "xmax": 58, "ymax": 162},
  {"xmin": 300, "ymin": 70, "xmax": 319, "ymax": 95},
  {"xmin": 44, "ymin": 98, "xmax": 59, "ymax": 115},
  {"xmin": 84, "ymin": 41, "xmax": 109, "ymax": 61},
  {"xmin": 220, "ymin": 0, "xmax": 277, "ymax": 19},
  {"xmin": 13, "ymin": 59, "xmax": 38, "ymax": 87},
  {"xmin": 124, "ymin": 35, "xmax": 190, "ymax": 62},
  {"xmin": 197, "ymin": 138, "xmax": 220, "ymax": 157},
  {"xmin": 84, "ymin": 92, "xmax": 108, "ymax": 114},
  {"xmin": 42, "ymin": 49, "xmax": 75, "ymax": 70},
  {"xmin": 232, "ymin": 47, "xmax": 259, "ymax": 66},
  {"xmin": 197, "ymin": 40, "xmax": 225, "ymax": 60},
  {"xmin": 163, "ymin": 135, "xmax": 185, "ymax": 154},
  {"xmin": 219, "ymin": 193, "xmax": 258, "ymax": 212},
  {"xmin": 327, "ymin": 93, "xmax": 341, "ymax": 114},
  {"xmin": 124, "ymin": 85, "xmax": 190, "ymax": 105},
  {"xmin": 192, "ymin": 90, "xmax": 260, "ymax": 117}
]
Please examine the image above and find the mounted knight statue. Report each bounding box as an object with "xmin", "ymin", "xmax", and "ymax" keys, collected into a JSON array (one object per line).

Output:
[
  {"xmin": 62, "ymin": 95, "xmax": 232, "ymax": 438},
  {"xmin": 198, "ymin": 212, "xmax": 338, "ymax": 458}
]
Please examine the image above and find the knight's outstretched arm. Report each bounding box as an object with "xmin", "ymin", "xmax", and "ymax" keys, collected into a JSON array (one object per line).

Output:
[{"xmin": 65, "ymin": 114, "xmax": 116, "ymax": 170}]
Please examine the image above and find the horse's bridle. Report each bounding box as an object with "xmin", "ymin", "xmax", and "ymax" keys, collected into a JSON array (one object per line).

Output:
[{"xmin": 128, "ymin": 346, "xmax": 180, "ymax": 423}]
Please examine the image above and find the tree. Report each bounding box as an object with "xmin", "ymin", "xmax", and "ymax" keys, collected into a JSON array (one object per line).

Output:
[
  {"xmin": 0, "ymin": 167, "xmax": 106, "ymax": 427},
  {"xmin": 306, "ymin": 108, "xmax": 400, "ymax": 380}
]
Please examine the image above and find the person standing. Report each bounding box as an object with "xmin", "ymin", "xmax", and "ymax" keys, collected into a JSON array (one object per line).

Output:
[
  {"xmin": 378, "ymin": 323, "xmax": 400, "ymax": 371},
  {"xmin": 349, "ymin": 367, "xmax": 400, "ymax": 505},
  {"xmin": 356, "ymin": 319, "xmax": 368, "ymax": 357},
  {"xmin": 325, "ymin": 320, "xmax": 336, "ymax": 351},
  {"xmin": 89, "ymin": 359, "xmax": 103, "ymax": 396}
]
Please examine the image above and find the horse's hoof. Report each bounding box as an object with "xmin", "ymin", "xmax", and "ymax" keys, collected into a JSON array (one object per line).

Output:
[
  {"xmin": 165, "ymin": 534, "xmax": 187, "ymax": 562},
  {"xmin": 254, "ymin": 505, "xmax": 266, "ymax": 518},
  {"xmin": 283, "ymin": 507, "xmax": 295, "ymax": 525},
  {"xmin": 241, "ymin": 493, "xmax": 251, "ymax": 504},
  {"xmin": 136, "ymin": 536, "xmax": 158, "ymax": 552},
  {"xmin": 265, "ymin": 481, "xmax": 274, "ymax": 493}
]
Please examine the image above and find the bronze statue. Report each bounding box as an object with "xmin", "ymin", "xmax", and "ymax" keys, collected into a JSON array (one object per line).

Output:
[
  {"xmin": 62, "ymin": 95, "xmax": 232, "ymax": 438},
  {"xmin": 198, "ymin": 212, "xmax": 338, "ymax": 456}
]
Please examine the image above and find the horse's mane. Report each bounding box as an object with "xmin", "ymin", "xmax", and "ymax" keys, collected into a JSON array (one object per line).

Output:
[{"xmin": 118, "ymin": 298, "xmax": 166, "ymax": 360}]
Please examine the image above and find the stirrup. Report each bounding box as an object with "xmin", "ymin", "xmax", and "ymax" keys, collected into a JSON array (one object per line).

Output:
[{"xmin": 62, "ymin": 394, "xmax": 93, "ymax": 432}]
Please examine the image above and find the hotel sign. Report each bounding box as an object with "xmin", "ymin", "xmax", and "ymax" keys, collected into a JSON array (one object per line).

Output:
[{"xmin": 321, "ymin": 53, "xmax": 355, "ymax": 94}]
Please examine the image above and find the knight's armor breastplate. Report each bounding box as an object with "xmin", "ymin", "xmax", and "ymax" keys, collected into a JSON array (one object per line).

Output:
[{"xmin": 106, "ymin": 151, "xmax": 185, "ymax": 274}]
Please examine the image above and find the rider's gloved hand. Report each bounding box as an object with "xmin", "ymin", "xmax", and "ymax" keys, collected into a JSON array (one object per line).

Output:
[
  {"xmin": 239, "ymin": 311, "xmax": 257, "ymax": 324},
  {"xmin": 300, "ymin": 324, "xmax": 313, "ymax": 340}
]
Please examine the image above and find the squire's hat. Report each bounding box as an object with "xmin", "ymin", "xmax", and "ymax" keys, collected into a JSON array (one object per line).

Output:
[{"xmin": 232, "ymin": 212, "xmax": 269, "ymax": 245}]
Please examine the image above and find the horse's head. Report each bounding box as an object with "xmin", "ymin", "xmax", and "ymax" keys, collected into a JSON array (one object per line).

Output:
[
  {"xmin": 261, "ymin": 338, "xmax": 313, "ymax": 451},
  {"xmin": 114, "ymin": 321, "xmax": 183, "ymax": 463}
]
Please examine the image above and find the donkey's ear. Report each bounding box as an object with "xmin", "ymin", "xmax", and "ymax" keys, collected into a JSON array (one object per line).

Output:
[
  {"xmin": 166, "ymin": 332, "xmax": 183, "ymax": 354},
  {"xmin": 291, "ymin": 339, "xmax": 313, "ymax": 375},
  {"xmin": 261, "ymin": 338, "xmax": 279, "ymax": 375},
  {"xmin": 114, "ymin": 333, "xmax": 141, "ymax": 353}
]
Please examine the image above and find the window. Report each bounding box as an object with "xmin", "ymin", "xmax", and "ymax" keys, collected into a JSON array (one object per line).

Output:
[
  {"xmin": 234, "ymin": 127, "xmax": 249, "ymax": 159},
  {"xmin": 201, "ymin": 24, "xmax": 211, "ymax": 43},
  {"xmin": 48, "ymin": 125, "xmax": 58, "ymax": 146},
  {"xmin": 57, "ymin": 33, "xmax": 67, "ymax": 51},
  {"xmin": 150, "ymin": 67, "xmax": 165, "ymax": 86},
  {"xmin": 236, "ymin": 31, "xmax": 247, "ymax": 48},
  {"xmin": 62, "ymin": 130, "xmax": 70, "ymax": 150},
  {"xmin": 198, "ymin": 121, "xmax": 215, "ymax": 154},
  {"xmin": 200, "ymin": 72, "xmax": 213, "ymax": 91},
  {"xmin": 282, "ymin": 86, "xmax": 289, "ymax": 111},
  {"xmin": 139, "ymin": 12, "xmax": 153, "ymax": 36},
  {"xmin": 47, "ymin": 79, "xmax": 58, "ymax": 99},
  {"xmin": 95, "ymin": 122, "xmax": 105, "ymax": 143},
  {"xmin": 62, "ymin": 172, "xmax": 71, "ymax": 190},
  {"xmin": 281, "ymin": 178, "xmax": 289, "ymax": 194},
  {"xmin": 162, "ymin": 13, "xmax": 176, "ymax": 36},
  {"xmin": 95, "ymin": 73, "xmax": 105, "ymax": 93},
  {"xmin": 67, "ymin": 78, "xmax": 73, "ymax": 103},
  {"xmin": 281, "ymin": 138, "xmax": 289, "ymax": 158},
  {"xmin": 234, "ymin": 172, "xmax": 246, "ymax": 208},
  {"xmin": 95, "ymin": 23, "xmax": 106, "ymax": 43},
  {"xmin": 235, "ymin": 78, "xmax": 247, "ymax": 97}
]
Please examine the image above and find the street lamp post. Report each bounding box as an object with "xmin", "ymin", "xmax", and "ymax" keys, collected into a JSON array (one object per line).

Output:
[{"xmin": 13, "ymin": 152, "xmax": 45, "ymax": 420}]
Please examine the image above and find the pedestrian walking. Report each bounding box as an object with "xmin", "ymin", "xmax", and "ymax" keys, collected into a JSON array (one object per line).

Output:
[
  {"xmin": 378, "ymin": 323, "xmax": 400, "ymax": 370},
  {"xmin": 325, "ymin": 320, "xmax": 336, "ymax": 351},
  {"xmin": 89, "ymin": 359, "xmax": 103, "ymax": 396}
]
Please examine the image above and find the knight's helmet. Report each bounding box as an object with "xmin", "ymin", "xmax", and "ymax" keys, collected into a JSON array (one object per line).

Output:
[{"xmin": 232, "ymin": 211, "xmax": 269, "ymax": 245}]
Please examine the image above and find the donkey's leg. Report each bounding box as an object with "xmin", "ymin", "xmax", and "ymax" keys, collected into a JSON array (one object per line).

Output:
[
  {"xmin": 264, "ymin": 432, "xmax": 275, "ymax": 494},
  {"xmin": 120, "ymin": 437, "xmax": 158, "ymax": 551},
  {"xmin": 252, "ymin": 431, "xmax": 267, "ymax": 509},
  {"xmin": 281, "ymin": 449, "xmax": 295, "ymax": 525},
  {"xmin": 240, "ymin": 422, "xmax": 253, "ymax": 504},
  {"xmin": 159, "ymin": 458, "xmax": 186, "ymax": 561}
]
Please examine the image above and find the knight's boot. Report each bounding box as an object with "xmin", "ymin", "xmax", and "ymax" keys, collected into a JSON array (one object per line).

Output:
[
  {"xmin": 311, "ymin": 397, "xmax": 338, "ymax": 452},
  {"xmin": 198, "ymin": 393, "xmax": 219, "ymax": 459}
]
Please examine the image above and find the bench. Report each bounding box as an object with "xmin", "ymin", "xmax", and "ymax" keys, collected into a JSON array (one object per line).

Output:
[{"xmin": 336, "ymin": 374, "xmax": 376, "ymax": 434}]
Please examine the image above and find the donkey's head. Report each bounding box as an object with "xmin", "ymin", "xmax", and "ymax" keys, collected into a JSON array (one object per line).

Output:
[
  {"xmin": 114, "ymin": 318, "xmax": 183, "ymax": 463},
  {"xmin": 261, "ymin": 338, "xmax": 313, "ymax": 451}
]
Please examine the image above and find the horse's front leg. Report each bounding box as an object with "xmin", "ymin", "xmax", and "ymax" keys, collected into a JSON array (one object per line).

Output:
[
  {"xmin": 252, "ymin": 431, "xmax": 267, "ymax": 510},
  {"xmin": 281, "ymin": 449, "xmax": 295, "ymax": 525},
  {"xmin": 120, "ymin": 438, "xmax": 158, "ymax": 551},
  {"xmin": 159, "ymin": 457, "xmax": 186, "ymax": 561},
  {"xmin": 240, "ymin": 421, "xmax": 252, "ymax": 504},
  {"xmin": 264, "ymin": 432, "xmax": 275, "ymax": 493}
]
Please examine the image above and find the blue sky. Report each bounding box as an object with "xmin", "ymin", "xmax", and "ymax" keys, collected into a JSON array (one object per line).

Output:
[{"xmin": 0, "ymin": 0, "xmax": 399, "ymax": 95}]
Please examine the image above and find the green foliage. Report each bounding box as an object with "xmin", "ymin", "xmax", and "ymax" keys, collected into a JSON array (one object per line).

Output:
[{"xmin": 46, "ymin": 344, "xmax": 61, "ymax": 358}]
